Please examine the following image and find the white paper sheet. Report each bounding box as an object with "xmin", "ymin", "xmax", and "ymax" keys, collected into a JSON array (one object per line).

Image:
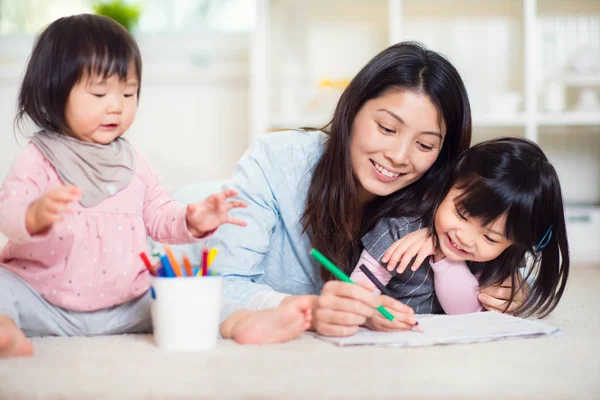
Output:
[{"xmin": 316, "ymin": 312, "xmax": 561, "ymax": 347}]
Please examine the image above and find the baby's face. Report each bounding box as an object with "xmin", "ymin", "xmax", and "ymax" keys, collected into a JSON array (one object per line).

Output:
[
  {"xmin": 434, "ymin": 187, "xmax": 514, "ymax": 262},
  {"xmin": 65, "ymin": 65, "xmax": 138, "ymax": 144}
]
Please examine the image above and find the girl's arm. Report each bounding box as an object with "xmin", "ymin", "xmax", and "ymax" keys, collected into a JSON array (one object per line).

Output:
[
  {"xmin": 0, "ymin": 144, "xmax": 52, "ymax": 244},
  {"xmin": 350, "ymin": 249, "xmax": 393, "ymax": 295},
  {"xmin": 430, "ymin": 257, "xmax": 482, "ymax": 314},
  {"xmin": 138, "ymin": 151, "xmax": 202, "ymax": 244}
]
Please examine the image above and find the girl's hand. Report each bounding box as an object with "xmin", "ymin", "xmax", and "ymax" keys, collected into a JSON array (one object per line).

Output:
[
  {"xmin": 364, "ymin": 295, "xmax": 419, "ymax": 332},
  {"xmin": 312, "ymin": 280, "xmax": 383, "ymax": 337},
  {"xmin": 26, "ymin": 186, "xmax": 80, "ymax": 235},
  {"xmin": 479, "ymin": 274, "xmax": 529, "ymax": 314},
  {"xmin": 186, "ymin": 189, "xmax": 248, "ymax": 238},
  {"xmin": 381, "ymin": 228, "xmax": 435, "ymax": 274}
]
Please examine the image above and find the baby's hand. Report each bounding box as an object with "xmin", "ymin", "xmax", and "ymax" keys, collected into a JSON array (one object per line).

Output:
[
  {"xmin": 381, "ymin": 228, "xmax": 435, "ymax": 274},
  {"xmin": 26, "ymin": 186, "xmax": 80, "ymax": 235},
  {"xmin": 185, "ymin": 189, "xmax": 247, "ymax": 238}
]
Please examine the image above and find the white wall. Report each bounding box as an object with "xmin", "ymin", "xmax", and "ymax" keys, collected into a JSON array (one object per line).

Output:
[{"xmin": 0, "ymin": 33, "xmax": 250, "ymax": 192}]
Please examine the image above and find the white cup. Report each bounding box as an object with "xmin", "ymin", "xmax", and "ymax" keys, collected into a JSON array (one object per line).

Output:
[{"xmin": 151, "ymin": 275, "xmax": 223, "ymax": 351}]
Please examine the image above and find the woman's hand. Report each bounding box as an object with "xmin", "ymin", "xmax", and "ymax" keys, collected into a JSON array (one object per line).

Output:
[
  {"xmin": 186, "ymin": 189, "xmax": 247, "ymax": 238},
  {"xmin": 479, "ymin": 274, "xmax": 529, "ymax": 314},
  {"xmin": 381, "ymin": 228, "xmax": 435, "ymax": 274},
  {"xmin": 364, "ymin": 295, "xmax": 420, "ymax": 332},
  {"xmin": 311, "ymin": 280, "xmax": 383, "ymax": 337}
]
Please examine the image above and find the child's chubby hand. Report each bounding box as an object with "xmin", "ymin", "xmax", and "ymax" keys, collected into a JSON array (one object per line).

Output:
[
  {"xmin": 185, "ymin": 189, "xmax": 247, "ymax": 238},
  {"xmin": 381, "ymin": 228, "xmax": 436, "ymax": 274},
  {"xmin": 26, "ymin": 185, "xmax": 81, "ymax": 235}
]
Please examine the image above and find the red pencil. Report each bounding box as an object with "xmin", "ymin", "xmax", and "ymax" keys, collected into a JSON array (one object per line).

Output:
[
  {"xmin": 139, "ymin": 252, "xmax": 157, "ymax": 276},
  {"xmin": 201, "ymin": 248, "xmax": 209, "ymax": 276}
]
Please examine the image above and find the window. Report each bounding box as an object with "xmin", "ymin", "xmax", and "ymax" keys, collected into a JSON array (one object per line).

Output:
[{"xmin": 0, "ymin": 0, "xmax": 255, "ymax": 35}]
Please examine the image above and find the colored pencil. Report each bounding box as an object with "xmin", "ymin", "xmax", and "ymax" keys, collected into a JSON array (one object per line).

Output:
[
  {"xmin": 182, "ymin": 255, "xmax": 194, "ymax": 277},
  {"xmin": 160, "ymin": 254, "xmax": 175, "ymax": 277},
  {"xmin": 309, "ymin": 248, "xmax": 394, "ymax": 321},
  {"xmin": 201, "ymin": 248, "xmax": 209, "ymax": 276},
  {"xmin": 139, "ymin": 252, "xmax": 157, "ymax": 276},
  {"xmin": 358, "ymin": 265, "xmax": 393, "ymax": 296},
  {"xmin": 164, "ymin": 245, "xmax": 183, "ymax": 277},
  {"xmin": 207, "ymin": 248, "xmax": 218, "ymax": 267}
]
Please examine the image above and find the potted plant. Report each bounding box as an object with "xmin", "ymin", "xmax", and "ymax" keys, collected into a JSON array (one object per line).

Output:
[{"xmin": 93, "ymin": 0, "xmax": 141, "ymax": 33}]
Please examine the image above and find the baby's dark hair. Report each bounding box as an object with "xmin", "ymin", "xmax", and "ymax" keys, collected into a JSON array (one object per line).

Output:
[
  {"xmin": 429, "ymin": 137, "xmax": 569, "ymax": 317},
  {"xmin": 15, "ymin": 14, "xmax": 142, "ymax": 135}
]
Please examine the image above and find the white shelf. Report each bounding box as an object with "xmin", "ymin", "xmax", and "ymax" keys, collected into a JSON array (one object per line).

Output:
[
  {"xmin": 537, "ymin": 112, "xmax": 600, "ymax": 126},
  {"xmin": 473, "ymin": 113, "xmax": 527, "ymax": 127},
  {"xmin": 270, "ymin": 114, "xmax": 331, "ymax": 129},
  {"xmin": 560, "ymin": 74, "xmax": 600, "ymax": 87}
]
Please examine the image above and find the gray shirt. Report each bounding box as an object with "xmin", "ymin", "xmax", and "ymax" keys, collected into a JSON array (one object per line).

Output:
[{"xmin": 361, "ymin": 217, "xmax": 443, "ymax": 314}]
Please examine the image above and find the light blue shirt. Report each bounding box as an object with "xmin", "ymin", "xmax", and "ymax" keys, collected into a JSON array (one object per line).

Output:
[{"xmin": 207, "ymin": 130, "xmax": 328, "ymax": 309}]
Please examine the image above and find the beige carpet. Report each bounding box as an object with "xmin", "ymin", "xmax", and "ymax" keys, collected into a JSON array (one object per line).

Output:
[{"xmin": 0, "ymin": 266, "xmax": 599, "ymax": 400}]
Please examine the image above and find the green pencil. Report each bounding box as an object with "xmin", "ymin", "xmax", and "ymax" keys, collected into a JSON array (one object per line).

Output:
[{"xmin": 309, "ymin": 248, "xmax": 395, "ymax": 321}]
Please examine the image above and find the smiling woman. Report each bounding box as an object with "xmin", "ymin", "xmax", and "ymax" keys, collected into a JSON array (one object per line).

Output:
[
  {"xmin": 350, "ymin": 90, "xmax": 445, "ymax": 204},
  {"xmin": 206, "ymin": 41, "xmax": 489, "ymax": 338}
]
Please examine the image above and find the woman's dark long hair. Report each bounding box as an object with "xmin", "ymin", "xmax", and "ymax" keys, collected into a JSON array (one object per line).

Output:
[
  {"xmin": 301, "ymin": 41, "xmax": 472, "ymax": 280},
  {"xmin": 428, "ymin": 137, "xmax": 570, "ymax": 317},
  {"xmin": 15, "ymin": 14, "xmax": 142, "ymax": 136}
]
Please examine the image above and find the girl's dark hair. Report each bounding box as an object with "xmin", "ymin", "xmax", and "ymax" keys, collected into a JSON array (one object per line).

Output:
[
  {"xmin": 15, "ymin": 14, "xmax": 142, "ymax": 136},
  {"xmin": 301, "ymin": 41, "xmax": 472, "ymax": 279},
  {"xmin": 429, "ymin": 137, "xmax": 569, "ymax": 318}
]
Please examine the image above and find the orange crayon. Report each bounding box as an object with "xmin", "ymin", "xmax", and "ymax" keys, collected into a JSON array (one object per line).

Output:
[
  {"xmin": 164, "ymin": 245, "xmax": 183, "ymax": 277},
  {"xmin": 182, "ymin": 255, "xmax": 194, "ymax": 277}
]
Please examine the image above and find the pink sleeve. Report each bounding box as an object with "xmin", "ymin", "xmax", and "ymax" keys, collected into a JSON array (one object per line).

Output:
[
  {"xmin": 430, "ymin": 258, "xmax": 482, "ymax": 314},
  {"xmin": 0, "ymin": 144, "xmax": 54, "ymax": 244},
  {"xmin": 350, "ymin": 249, "xmax": 392, "ymax": 295},
  {"xmin": 137, "ymin": 151, "xmax": 204, "ymax": 244}
]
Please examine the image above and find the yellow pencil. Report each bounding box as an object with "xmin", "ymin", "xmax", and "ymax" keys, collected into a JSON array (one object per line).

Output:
[{"xmin": 207, "ymin": 248, "xmax": 218, "ymax": 267}]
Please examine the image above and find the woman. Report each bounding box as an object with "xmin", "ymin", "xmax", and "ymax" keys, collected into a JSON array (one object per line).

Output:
[{"xmin": 209, "ymin": 42, "xmax": 524, "ymax": 337}]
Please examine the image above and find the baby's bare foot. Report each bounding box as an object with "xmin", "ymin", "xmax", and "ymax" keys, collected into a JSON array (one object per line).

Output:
[
  {"xmin": 0, "ymin": 315, "xmax": 33, "ymax": 358},
  {"xmin": 232, "ymin": 296, "xmax": 313, "ymax": 344}
]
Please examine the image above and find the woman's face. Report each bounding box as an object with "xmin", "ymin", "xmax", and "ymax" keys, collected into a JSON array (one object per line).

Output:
[{"xmin": 350, "ymin": 89, "xmax": 446, "ymax": 204}]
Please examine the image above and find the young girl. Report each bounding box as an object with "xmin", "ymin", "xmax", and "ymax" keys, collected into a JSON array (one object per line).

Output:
[
  {"xmin": 0, "ymin": 14, "xmax": 311, "ymax": 358},
  {"xmin": 351, "ymin": 137, "xmax": 569, "ymax": 328}
]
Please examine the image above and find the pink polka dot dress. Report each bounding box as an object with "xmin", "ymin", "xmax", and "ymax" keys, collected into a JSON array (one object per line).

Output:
[{"xmin": 0, "ymin": 143, "xmax": 199, "ymax": 311}]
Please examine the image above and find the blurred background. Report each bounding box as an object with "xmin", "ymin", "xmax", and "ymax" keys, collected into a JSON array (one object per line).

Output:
[{"xmin": 0, "ymin": 0, "xmax": 599, "ymax": 264}]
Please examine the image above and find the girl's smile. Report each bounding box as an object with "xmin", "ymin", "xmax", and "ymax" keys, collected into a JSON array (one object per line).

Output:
[
  {"xmin": 442, "ymin": 232, "xmax": 472, "ymax": 258},
  {"xmin": 434, "ymin": 187, "xmax": 513, "ymax": 263}
]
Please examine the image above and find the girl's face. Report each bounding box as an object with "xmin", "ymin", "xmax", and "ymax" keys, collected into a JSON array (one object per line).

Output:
[
  {"xmin": 350, "ymin": 89, "xmax": 445, "ymax": 204},
  {"xmin": 65, "ymin": 66, "xmax": 139, "ymax": 144},
  {"xmin": 435, "ymin": 187, "xmax": 514, "ymax": 262}
]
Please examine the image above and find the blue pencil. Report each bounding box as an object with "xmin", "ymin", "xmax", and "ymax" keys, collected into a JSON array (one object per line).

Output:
[{"xmin": 159, "ymin": 254, "xmax": 175, "ymax": 277}]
